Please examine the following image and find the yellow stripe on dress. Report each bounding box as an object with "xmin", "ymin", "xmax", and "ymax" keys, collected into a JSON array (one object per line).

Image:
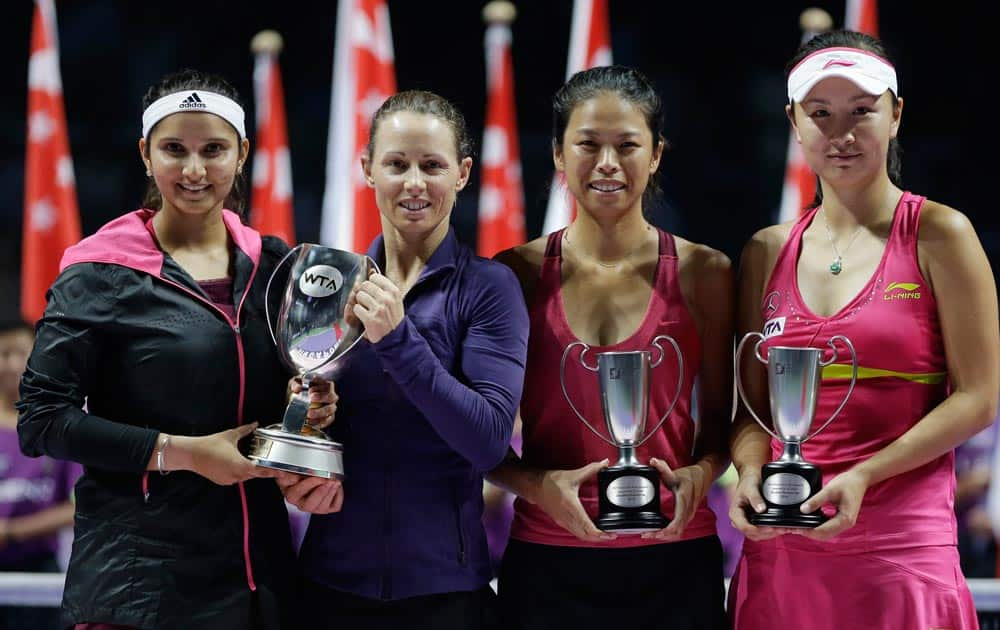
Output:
[{"xmin": 822, "ymin": 363, "xmax": 947, "ymax": 385}]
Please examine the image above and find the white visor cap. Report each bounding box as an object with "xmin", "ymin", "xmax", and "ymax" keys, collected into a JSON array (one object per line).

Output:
[{"xmin": 787, "ymin": 47, "xmax": 898, "ymax": 103}]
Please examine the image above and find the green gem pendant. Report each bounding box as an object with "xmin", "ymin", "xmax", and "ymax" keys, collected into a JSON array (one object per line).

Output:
[{"xmin": 829, "ymin": 258, "xmax": 843, "ymax": 275}]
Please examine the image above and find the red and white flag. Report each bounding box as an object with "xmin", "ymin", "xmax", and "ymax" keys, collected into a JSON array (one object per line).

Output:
[
  {"xmin": 250, "ymin": 34, "xmax": 295, "ymax": 245},
  {"xmin": 845, "ymin": 0, "xmax": 878, "ymax": 35},
  {"xmin": 321, "ymin": 0, "xmax": 396, "ymax": 252},
  {"xmin": 22, "ymin": 0, "xmax": 80, "ymax": 324},
  {"xmin": 541, "ymin": 0, "xmax": 612, "ymax": 235},
  {"xmin": 477, "ymin": 11, "xmax": 525, "ymax": 259}
]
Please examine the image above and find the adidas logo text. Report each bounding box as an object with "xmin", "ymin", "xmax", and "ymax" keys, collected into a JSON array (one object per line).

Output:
[{"xmin": 178, "ymin": 93, "xmax": 207, "ymax": 109}]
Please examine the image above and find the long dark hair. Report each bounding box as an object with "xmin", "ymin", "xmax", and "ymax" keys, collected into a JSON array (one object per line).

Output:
[
  {"xmin": 551, "ymin": 65, "xmax": 668, "ymax": 208},
  {"xmin": 786, "ymin": 30, "xmax": 903, "ymax": 209},
  {"xmin": 140, "ymin": 68, "xmax": 248, "ymax": 217}
]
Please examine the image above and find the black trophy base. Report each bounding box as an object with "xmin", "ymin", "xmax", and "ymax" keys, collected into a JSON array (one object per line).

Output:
[
  {"xmin": 747, "ymin": 460, "xmax": 828, "ymax": 529},
  {"xmin": 596, "ymin": 464, "xmax": 668, "ymax": 534}
]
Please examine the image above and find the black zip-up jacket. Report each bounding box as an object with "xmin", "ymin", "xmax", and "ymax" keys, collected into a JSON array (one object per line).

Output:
[{"xmin": 17, "ymin": 209, "xmax": 297, "ymax": 629}]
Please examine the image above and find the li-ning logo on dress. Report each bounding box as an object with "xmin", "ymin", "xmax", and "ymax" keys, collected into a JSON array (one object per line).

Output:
[
  {"xmin": 883, "ymin": 282, "xmax": 921, "ymax": 301},
  {"xmin": 299, "ymin": 265, "xmax": 344, "ymax": 298},
  {"xmin": 178, "ymin": 93, "xmax": 207, "ymax": 109}
]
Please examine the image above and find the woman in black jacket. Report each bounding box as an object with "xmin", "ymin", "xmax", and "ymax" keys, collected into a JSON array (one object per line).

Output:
[{"xmin": 17, "ymin": 69, "xmax": 338, "ymax": 629}]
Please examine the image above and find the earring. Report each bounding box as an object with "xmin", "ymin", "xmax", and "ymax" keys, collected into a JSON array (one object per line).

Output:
[{"xmin": 145, "ymin": 168, "xmax": 152, "ymax": 177}]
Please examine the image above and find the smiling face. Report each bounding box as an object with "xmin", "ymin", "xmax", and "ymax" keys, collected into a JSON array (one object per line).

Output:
[
  {"xmin": 789, "ymin": 76, "xmax": 902, "ymax": 191},
  {"xmin": 139, "ymin": 111, "xmax": 248, "ymax": 217},
  {"xmin": 554, "ymin": 91, "xmax": 663, "ymax": 222},
  {"xmin": 362, "ymin": 111, "xmax": 472, "ymax": 241}
]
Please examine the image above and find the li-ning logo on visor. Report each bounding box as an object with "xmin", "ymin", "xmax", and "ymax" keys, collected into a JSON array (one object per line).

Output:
[
  {"xmin": 178, "ymin": 93, "xmax": 207, "ymax": 109},
  {"xmin": 883, "ymin": 282, "xmax": 921, "ymax": 301},
  {"xmin": 822, "ymin": 58, "xmax": 857, "ymax": 69},
  {"xmin": 299, "ymin": 265, "xmax": 344, "ymax": 298}
]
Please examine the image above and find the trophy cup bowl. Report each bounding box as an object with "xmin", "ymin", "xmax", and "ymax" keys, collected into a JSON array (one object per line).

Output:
[
  {"xmin": 560, "ymin": 335, "xmax": 684, "ymax": 533},
  {"xmin": 735, "ymin": 333, "xmax": 857, "ymax": 527},
  {"xmin": 248, "ymin": 243, "xmax": 377, "ymax": 479}
]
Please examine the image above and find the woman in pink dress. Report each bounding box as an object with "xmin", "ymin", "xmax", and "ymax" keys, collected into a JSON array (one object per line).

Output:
[{"xmin": 728, "ymin": 30, "xmax": 999, "ymax": 629}]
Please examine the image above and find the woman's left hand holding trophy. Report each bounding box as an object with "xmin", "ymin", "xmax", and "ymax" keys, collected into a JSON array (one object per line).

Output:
[
  {"xmin": 351, "ymin": 271, "xmax": 404, "ymax": 343},
  {"xmin": 641, "ymin": 459, "xmax": 711, "ymax": 541},
  {"xmin": 274, "ymin": 377, "xmax": 344, "ymax": 514}
]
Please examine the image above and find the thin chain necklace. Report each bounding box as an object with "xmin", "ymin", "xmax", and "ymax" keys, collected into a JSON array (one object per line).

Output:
[
  {"xmin": 563, "ymin": 225, "xmax": 652, "ymax": 269},
  {"xmin": 819, "ymin": 207, "xmax": 865, "ymax": 276}
]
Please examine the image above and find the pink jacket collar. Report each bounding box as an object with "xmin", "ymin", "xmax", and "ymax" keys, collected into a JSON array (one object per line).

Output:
[{"xmin": 60, "ymin": 209, "xmax": 262, "ymax": 276}]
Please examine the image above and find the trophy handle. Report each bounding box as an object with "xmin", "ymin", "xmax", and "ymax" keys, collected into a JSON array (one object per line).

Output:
[
  {"xmin": 802, "ymin": 335, "xmax": 857, "ymax": 443},
  {"xmin": 735, "ymin": 331, "xmax": 784, "ymax": 442},
  {"xmin": 635, "ymin": 334, "xmax": 685, "ymax": 448},
  {"xmin": 560, "ymin": 342, "xmax": 616, "ymax": 447},
  {"xmin": 264, "ymin": 244, "xmax": 303, "ymax": 346}
]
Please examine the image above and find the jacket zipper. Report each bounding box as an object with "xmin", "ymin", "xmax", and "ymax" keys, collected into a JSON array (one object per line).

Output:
[{"xmin": 141, "ymin": 265, "xmax": 260, "ymax": 591}]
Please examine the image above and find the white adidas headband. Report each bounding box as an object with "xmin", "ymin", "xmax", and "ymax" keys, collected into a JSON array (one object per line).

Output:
[
  {"xmin": 141, "ymin": 90, "xmax": 246, "ymax": 139},
  {"xmin": 787, "ymin": 47, "xmax": 898, "ymax": 103}
]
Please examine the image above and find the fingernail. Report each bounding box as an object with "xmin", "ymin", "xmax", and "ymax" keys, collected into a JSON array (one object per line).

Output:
[{"xmin": 755, "ymin": 503, "xmax": 765, "ymax": 512}]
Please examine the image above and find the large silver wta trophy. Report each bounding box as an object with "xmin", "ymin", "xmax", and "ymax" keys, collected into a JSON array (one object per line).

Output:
[
  {"xmin": 735, "ymin": 333, "xmax": 857, "ymax": 527},
  {"xmin": 560, "ymin": 336, "xmax": 684, "ymax": 533},
  {"xmin": 248, "ymin": 243, "xmax": 377, "ymax": 478}
]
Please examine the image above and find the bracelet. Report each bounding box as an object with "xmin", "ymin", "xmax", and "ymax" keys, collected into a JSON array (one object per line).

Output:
[{"xmin": 156, "ymin": 434, "xmax": 171, "ymax": 476}]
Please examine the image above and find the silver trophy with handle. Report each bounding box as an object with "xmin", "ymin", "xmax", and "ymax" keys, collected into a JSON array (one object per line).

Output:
[
  {"xmin": 248, "ymin": 243, "xmax": 377, "ymax": 478},
  {"xmin": 735, "ymin": 333, "xmax": 857, "ymax": 527},
  {"xmin": 560, "ymin": 335, "xmax": 684, "ymax": 533}
]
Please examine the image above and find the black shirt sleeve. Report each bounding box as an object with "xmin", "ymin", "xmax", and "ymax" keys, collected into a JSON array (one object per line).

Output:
[{"xmin": 17, "ymin": 264, "xmax": 158, "ymax": 472}]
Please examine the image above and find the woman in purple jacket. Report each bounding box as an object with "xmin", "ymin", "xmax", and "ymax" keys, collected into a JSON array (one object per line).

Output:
[{"xmin": 283, "ymin": 91, "xmax": 528, "ymax": 629}]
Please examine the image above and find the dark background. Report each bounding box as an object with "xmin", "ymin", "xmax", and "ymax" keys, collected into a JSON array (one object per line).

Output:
[{"xmin": 1, "ymin": 1, "xmax": 992, "ymax": 321}]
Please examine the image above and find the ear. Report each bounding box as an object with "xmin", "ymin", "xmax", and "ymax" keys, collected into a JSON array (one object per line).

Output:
[
  {"xmin": 240, "ymin": 138, "xmax": 250, "ymax": 162},
  {"xmin": 889, "ymin": 97, "xmax": 903, "ymax": 139},
  {"xmin": 360, "ymin": 154, "xmax": 375, "ymax": 188},
  {"xmin": 138, "ymin": 137, "xmax": 151, "ymax": 175},
  {"xmin": 649, "ymin": 137, "xmax": 665, "ymax": 175},
  {"xmin": 786, "ymin": 103, "xmax": 802, "ymax": 143},
  {"xmin": 552, "ymin": 141, "xmax": 565, "ymax": 173},
  {"xmin": 455, "ymin": 156, "xmax": 473, "ymax": 192}
]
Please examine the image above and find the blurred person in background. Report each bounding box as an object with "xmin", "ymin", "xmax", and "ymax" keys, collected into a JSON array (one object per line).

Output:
[
  {"xmin": 955, "ymin": 421, "xmax": 997, "ymax": 578},
  {"xmin": 0, "ymin": 319, "xmax": 80, "ymax": 629}
]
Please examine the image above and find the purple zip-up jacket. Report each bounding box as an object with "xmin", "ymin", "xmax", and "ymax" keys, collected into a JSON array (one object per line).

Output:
[{"xmin": 299, "ymin": 228, "xmax": 528, "ymax": 601}]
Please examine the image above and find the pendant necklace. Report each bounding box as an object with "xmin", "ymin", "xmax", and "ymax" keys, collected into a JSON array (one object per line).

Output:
[
  {"xmin": 563, "ymin": 225, "xmax": 652, "ymax": 269},
  {"xmin": 820, "ymin": 208, "xmax": 864, "ymax": 276}
]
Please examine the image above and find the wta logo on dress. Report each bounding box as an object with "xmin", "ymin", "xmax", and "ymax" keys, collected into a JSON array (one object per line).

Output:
[{"xmin": 883, "ymin": 282, "xmax": 921, "ymax": 301}]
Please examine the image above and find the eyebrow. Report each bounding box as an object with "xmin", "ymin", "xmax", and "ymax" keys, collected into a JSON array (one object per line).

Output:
[
  {"xmin": 573, "ymin": 129, "xmax": 643, "ymax": 140},
  {"xmin": 382, "ymin": 151, "xmax": 450, "ymax": 161},
  {"xmin": 157, "ymin": 136, "xmax": 233, "ymax": 143},
  {"xmin": 802, "ymin": 94, "xmax": 879, "ymax": 105}
]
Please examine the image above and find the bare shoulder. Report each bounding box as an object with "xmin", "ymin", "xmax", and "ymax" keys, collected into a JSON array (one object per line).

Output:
[
  {"xmin": 493, "ymin": 236, "xmax": 546, "ymax": 278},
  {"xmin": 492, "ymin": 235, "xmax": 548, "ymax": 302},
  {"xmin": 917, "ymin": 199, "xmax": 978, "ymax": 245},
  {"xmin": 673, "ymin": 234, "xmax": 733, "ymax": 278},
  {"xmin": 743, "ymin": 222, "xmax": 793, "ymax": 262}
]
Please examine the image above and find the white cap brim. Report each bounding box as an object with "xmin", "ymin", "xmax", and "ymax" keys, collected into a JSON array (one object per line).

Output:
[{"xmin": 787, "ymin": 47, "xmax": 898, "ymax": 103}]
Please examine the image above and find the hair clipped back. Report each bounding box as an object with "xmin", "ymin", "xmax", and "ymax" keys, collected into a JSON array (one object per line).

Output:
[{"xmin": 366, "ymin": 90, "xmax": 474, "ymax": 162}]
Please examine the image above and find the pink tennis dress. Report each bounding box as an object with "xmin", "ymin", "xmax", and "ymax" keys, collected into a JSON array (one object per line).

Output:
[{"xmin": 728, "ymin": 192, "xmax": 979, "ymax": 629}]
